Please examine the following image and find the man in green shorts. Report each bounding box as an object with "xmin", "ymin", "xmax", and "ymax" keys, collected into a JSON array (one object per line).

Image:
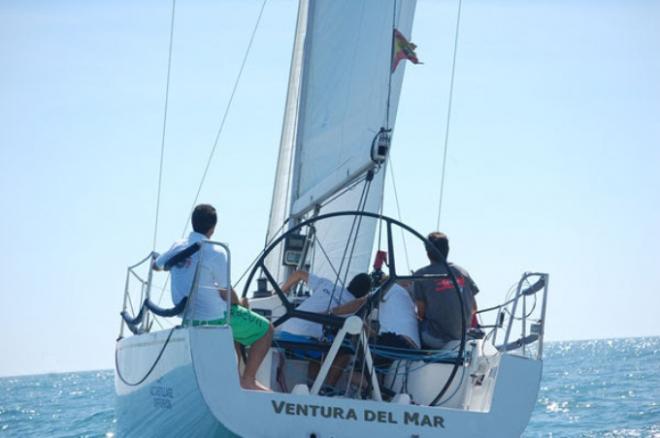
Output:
[{"xmin": 155, "ymin": 204, "xmax": 273, "ymax": 391}]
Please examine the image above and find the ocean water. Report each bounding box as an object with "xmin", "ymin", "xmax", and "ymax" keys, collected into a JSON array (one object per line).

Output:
[
  {"xmin": 524, "ymin": 337, "xmax": 659, "ymax": 437},
  {"xmin": 0, "ymin": 337, "xmax": 657, "ymax": 437}
]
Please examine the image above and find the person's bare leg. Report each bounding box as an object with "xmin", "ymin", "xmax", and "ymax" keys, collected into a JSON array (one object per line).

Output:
[
  {"xmin": 240, "ymin": 324, "xmax": 274, "ymax": 391},
  {"xmin": 234, "ymin": 342, "xmax": 243, "ymax": 380},
  {"xmin": 308, "ymin": 354, "xmax": 351, "ymax": 389},
  {"xmin": 308, "ymin": 361, "xmax": 320, "ymax": 384},
  {"xmin": 326, "ymin": 354, "xmax": 351, "ymax": 387}
]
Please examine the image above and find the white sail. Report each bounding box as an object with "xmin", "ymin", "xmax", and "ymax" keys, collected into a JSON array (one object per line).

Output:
[
  {"xmin": 291, "ymin": 0, "xmax": 416, "ymax": 216},
  {"xmin": 306, "ymin": 169, "xmax": 386, "ymax": 285},
  {"xmin": 266, "ymin": 0, "xmax": 416, "ymax": 282}
]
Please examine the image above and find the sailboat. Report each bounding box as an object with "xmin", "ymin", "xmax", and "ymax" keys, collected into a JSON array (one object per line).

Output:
[{"xmin": 115, "ymin": 1, "xmax": 550, "ymax": 437}]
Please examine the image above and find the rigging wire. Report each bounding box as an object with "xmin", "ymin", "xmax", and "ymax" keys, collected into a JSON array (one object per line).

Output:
[
  {"xmin": 326, "ymin": 178, "xmax": 373, "ymax": 312},
  {"xmin": 126, "ymin": 288, "xmax": 136, "ymax": 317},
  {"xmin": 377, "ymin": 191, "xmax": 384, "ymax": 250},
  {"xmin": 152, "ymin": 316, "xmax": 165, "ymax": 330},
  {"xmin": 156, "ymin": 0, "xmax": 269, "ymax": 306},
  {"xmin": 378, "ymin": 0, "xmax": 398, "ymax": 256},
  {"xmin": 387, "ymin": 158, "xmax": 411, "ymax": 273},
  {"xmin": 152, "ymin": 0, "xmax": 177, "ymax": 251},
  {"xmin": 340, "ymin": 182, "xmax": 372, "ymax": 282},
  {"xmin": 180, "ymin": 0, "xmax": 269, "ymax": 237},
  {"xmin": 385, "ymin": 0, "xmax": 398, "ymax": 129},
  {"xmin": 322, "ymin": 181, "xmax": 370, "ymax": 313},
  {"xmin": 435, "ymin": 0, "xmax": 463, "ymax": 230},
  {"xmin": 313, "ymin": 238, "xmax": 343, "ymax": 282},
  {"xmin": 320, "ymin": 173, "xmax": 368, "ymax": 210},
  {"xmin": 233, "ymin": 219, "xmax": 290, "ymax": 288}
]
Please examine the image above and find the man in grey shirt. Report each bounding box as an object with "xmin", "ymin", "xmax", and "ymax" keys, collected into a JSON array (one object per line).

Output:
[{"xmin": 413, "ymin": 232, "xmax": 479, "ymax": 349}]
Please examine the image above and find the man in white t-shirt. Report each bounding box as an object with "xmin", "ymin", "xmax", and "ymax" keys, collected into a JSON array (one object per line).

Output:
[
  {"xmin": 278, "ymin": 271, "xmax": 371, "ymax": 339},
  {"xmin": 155, "ymin": 204, "xmax": 273, "ymax": 391},
  {"xmin": 277, "ymin": 270, "xmax": 372, "ymax": 387},
  {"xmin": 331, "ymin": 280, "xmax": 420, "ymax": 371},
  {"xmin": 376, "ymin": 283, "xmax": 420, "ymax": 347}
]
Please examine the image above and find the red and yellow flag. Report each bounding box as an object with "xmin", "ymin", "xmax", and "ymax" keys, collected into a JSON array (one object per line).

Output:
[{"xmin": 392, "ymin": 29, "xmax": 421, "ymax": 72}]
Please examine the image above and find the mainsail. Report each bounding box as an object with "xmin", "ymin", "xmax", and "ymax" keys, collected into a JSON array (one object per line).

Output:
[{"xmin": 266, "ymin": 0, "xmax": 417, "ymax": 284}]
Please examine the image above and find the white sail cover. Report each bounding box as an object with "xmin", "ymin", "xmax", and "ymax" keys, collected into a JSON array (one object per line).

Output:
[{"xmin": 266, "ymin": 0, "xmax": 417, "ymax": 284}]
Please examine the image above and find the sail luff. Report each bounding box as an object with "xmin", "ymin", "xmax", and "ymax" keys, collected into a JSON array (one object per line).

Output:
[{"xmin": 264, "ymin": 0, "xmax": 310, "ymax": 278}]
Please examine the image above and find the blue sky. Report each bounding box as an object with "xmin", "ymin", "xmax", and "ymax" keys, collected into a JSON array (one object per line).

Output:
[{"xmin": 0, "ymin": 0, "xmax": 658, "ymax": 377}]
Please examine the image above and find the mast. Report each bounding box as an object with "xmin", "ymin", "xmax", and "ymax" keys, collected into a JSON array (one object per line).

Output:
[{"xmin": 265, "ymin": 0, "xmax": 310, "ymax": 279}]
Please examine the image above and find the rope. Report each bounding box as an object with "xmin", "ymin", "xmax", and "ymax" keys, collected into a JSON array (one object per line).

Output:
[
  {"xmin": 435, "ymin": 0, "xmax": 463, "ymax": 230},
  {"xmin": 338, "ymin": 184, "xmax": 372, "ymax": 298},
  {"xmin": 387, "ymin": 158, "xmax": 411, "ymax": 272},
  {"xmin": 180, "ymin": 0, "xmax": 269, "ymax": 237},
  {"xmin": 152, "ymin": 0, "xmax": 177, "ymax": 251},
  {"xmin": 115, "ymin": 327, "xmax": 178, "ymax": 386}
]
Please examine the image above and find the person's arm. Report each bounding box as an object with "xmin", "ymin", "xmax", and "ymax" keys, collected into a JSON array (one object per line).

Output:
[
  {"xmin": 413, "ymin": 279, "xmax": 426, "ymax": 320},
  {"xmin": 151, "ymin": 252, "xmax": 163, "ymax": 271},
  {"xmin": 218, "ymin": 288, "xmax": 248, "ymax": 307},
  {"xmin": 153, "ymin": 241, "xmax": 198, "ymax": 271},
  {"xmin": 415, "ymin": 300, "xmax": 426, "ymax": 321},
  {"xmin": 280, "ymin": 270, "xmax": 309, "ymax": 294},
  {"xmin": 469, "ymin": 292, "xmax": 478, "ymax": 327},
  {"xmin": 207, "ymin": 249, "xmax": 243, "ymax": 305},
  {"xmin": 468, "ymin": 276, "xmax": 479, "ymax": 296},
  {"xmin": 332, "ymin": 295, "xmax": 378, "ymax": 337},
  {"xmin": 330, "ymin": 295, "xmax": 368, "ymax": 316},
  {"xmin": 463, "ymin": 272, "xmax": 479, "ymax": 325},
  {"xmin": 153, "ymin": 245, "xmax": 178, "ymax": 271}
]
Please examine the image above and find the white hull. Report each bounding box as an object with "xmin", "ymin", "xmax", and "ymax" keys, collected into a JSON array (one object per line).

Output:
[{"xmin": 116, "ymin": 327, "xmax": 541, "ymax": 437}]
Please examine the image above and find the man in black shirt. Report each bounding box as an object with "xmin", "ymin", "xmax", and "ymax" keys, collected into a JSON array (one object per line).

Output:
[{"xmin": 413, "ymin": 232, "xmax": 479, "ymax": 349}]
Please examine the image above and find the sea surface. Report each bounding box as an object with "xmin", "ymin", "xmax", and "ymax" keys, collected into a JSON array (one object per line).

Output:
[{"xmin": 0, "ymin": 337, "xmax": 658, "ymax": 437}]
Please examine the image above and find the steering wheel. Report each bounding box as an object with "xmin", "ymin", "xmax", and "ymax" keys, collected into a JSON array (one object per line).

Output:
[{"xmin": 241, "ymin": 211, "xmax": 466, "ymax": 405}]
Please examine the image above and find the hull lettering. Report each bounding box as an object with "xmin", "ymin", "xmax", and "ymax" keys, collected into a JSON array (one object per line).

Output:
[{"xmin": 271, "ymin": 400, "xmax": 445, "ymax": 428}]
